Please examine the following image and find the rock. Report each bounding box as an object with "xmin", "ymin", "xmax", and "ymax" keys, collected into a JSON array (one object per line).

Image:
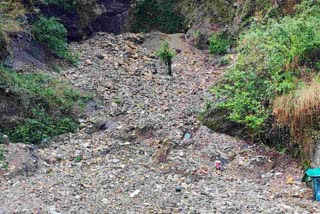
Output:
[
  {"xmin": 1, "ymin": 143, "xmax": 39, "ymax": 178},
  {"xmin": 184, "ymin": 132, "xmax": 192, "ymax": 140},
  {"xmin": 2, "ymin": 135, "xmax": 10, "ymax": 145},
  {"xmin": 101, "ymin": 198, "xmax": 109, "ymax": 204},
  {"xmin": 286, "ymin": 177, "xmax": 294, "ymax": 184},
  {"xmin": 130, "ymin": 190, "xmax": 140, "ymax": 198},
  {"xmin": 5, "ymin": 32, "xmax": 48, "ymax": 72},
  {"xmin": 200, "ymin": 105, "xmax": 245, "ymax": 137},
  {"xmin": 311, "ymin": 141, "xmax": 320, "ymax": 168},
  {"xmin": 175, "ymin": 187, "xmax": 182, "ymax": 192},
  {"xmin": 85, "ymin": 59, "xmax": 93, "ymax": 65}
]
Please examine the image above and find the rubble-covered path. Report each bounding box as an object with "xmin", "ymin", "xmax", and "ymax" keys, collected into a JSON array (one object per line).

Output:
[{"xmin": 1, "ymin": 32, "xmax": 319, "ymax": 213}]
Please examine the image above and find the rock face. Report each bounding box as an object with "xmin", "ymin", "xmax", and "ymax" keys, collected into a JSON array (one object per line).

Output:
[
  {"xmin": 38, "ymin": 0, "xmax": 132, "ymax": 41},
  {"xmin": 5, "ymin": 33, "xmax": 48, "ymax": 71},
  {"xmin": 91, "ymin": 0, "xmax": 131, "ymax": 34}
]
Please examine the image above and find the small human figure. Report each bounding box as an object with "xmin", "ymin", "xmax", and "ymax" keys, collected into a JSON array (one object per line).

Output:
[{"xmin": 215, "ymin": 157, "xmax": 222, "ymax": 170}]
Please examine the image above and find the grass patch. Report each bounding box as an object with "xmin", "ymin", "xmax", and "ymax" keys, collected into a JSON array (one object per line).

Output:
[
  {"xmin": 0, "ymin": 1, "xmax": 26, "ymax": 34},
  {"xmin": 274, "ymin": 78, "xmax": 320, "ymax": 138}
]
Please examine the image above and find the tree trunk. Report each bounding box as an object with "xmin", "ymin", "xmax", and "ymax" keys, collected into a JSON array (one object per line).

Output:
[{"xmin": 167, "ymin": 61, "xmax": 172, "ymax": 76}]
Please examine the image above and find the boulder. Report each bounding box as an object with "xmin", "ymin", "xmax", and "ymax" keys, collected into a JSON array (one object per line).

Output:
[
  {"xmin": 200, "ymin": 106, "xmax": 244, "ymax": 137},
  {"xmin": 0, "ymin": 143, "xmax": 39, "ymax": 179},
  {"xmin": 4, "ymin": 33, "xmax": 48, "ymax": 72}
]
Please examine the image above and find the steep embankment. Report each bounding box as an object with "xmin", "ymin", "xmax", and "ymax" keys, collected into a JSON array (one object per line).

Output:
[{"xmin": 0, "ymin": 32, "xmax": 318, "ymax": 213}]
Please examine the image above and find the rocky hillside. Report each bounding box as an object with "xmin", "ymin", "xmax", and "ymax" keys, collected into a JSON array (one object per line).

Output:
[
  {"xmin": 1, "ymin": 31, "xmax": 318, "ymax": 213},
  {"xmin": 1, "ymin": 0, "xmax": 320, "ymax": 212}
]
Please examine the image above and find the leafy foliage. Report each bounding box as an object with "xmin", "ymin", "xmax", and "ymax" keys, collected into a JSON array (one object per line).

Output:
[
  {"xmin": 208, "ymin": 33, "xmax": 233, "ymax": 55},
  {"xmin": 31, "ymin": 16, "xmax": 77, "ymax": 63},
  {"xmin": 209, "ymin": 3, "xmax": 320, "ymax": 135},
  {"xmin": 156, "ymin": 41, "xmax": 175, "ymax": 65},
  {"xmin": 4, "ymin": 108, "xmax": 77, "ymax": 144},
  {"xmin": 157, "ymin": 41, "xmax": 175, "ymax": 75},
  {"xmin": 0, "ymin": 66, "xmax": 85, "ymax": 113},
  {"xmin": 132, "ymin": 0, "xmax": 186, "ymax": 33},
  {"xmin": 0, "ymin": 66, "xmax": 89, "ymax": 144}
]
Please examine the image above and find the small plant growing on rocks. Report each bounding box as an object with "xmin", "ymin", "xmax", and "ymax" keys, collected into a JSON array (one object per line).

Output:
[
  {"xmin": 209, "ymin": 33, "xmax": 232, "ymax": 55},
  {"xmin": 156, "ymin": 41, "xmax": 175, "ymax": 76}
]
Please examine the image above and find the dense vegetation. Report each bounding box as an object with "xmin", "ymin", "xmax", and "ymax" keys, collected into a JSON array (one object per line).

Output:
[
  {"xmin": 0, "ymin": 1, "xmax": 84, "ymax": 169},
  {"xmin": 209, "ymin": 33, "xmax": 233, "ymax": 55},
  {"xmin": 131, "ymin": 0, "xmax": 186, "ymax": 33},
  {"xmin": 204, "ymin": 0, "xmax": 320, "ymax": 162},
  {"xmin": 0, "ymin": 66, "xmax": 88, "ymax": 144}
]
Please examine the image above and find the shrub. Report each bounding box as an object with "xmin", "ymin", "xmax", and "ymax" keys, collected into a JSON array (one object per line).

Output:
[
  {"xmin": 4, "ymin": 108, "xmax": 77, "ymax": 144},
  {"xmin": 132, "ymin": 0, "xmax": 186, "ymax": 33},
  {"xmin": 209, "ymin": 3, "xmax": 320, "ymax": 136},
  {"xmin": 0, "ymin": 66, "xmax": 86, "ymax": 112},
  {"xmin": 31, "ymin": 16, "xmax": 77, "ymax": 63},
  {"xmin": 208, "ymin": 33, "xmax": 233, "ymax": 55},
  {"xmin": 156, "ymin": 41, "xmax": 175, "ymax": 75},
  {"xmin": 0, "ymin": 66, "xmax": 89, "ymax": 144}
]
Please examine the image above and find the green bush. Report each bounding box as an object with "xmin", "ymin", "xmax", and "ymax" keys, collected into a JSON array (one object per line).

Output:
[
  {"xmin": 156, "ymin": 41, "xmax": 175, "ymax": 64},
  {"xmin": 208, "ymin": 33, "xmax": 233, "ymax": 55},
  {"xmin": 132, "ymin": 0, "xmax": 186, "ymax": 33},
  {"xmin": 31, "ymin": 16, "xmax": 77, "ymax": 63},
  {"xmin": 0, "ymin": 66, "xmax": 89, "ymax": 144},
  {"xmin": 156, "ymin": 41, "xmax": 175, "ymax": 75},
  {"xmin": 41, "ymin": 0, "xmax": 78, "ymax": 11},
  {"xmin": 4, "ymin": 108, "xmax": 77, "ymax": 144},
  {"xmin": 209, "ymin": 3, "xmax": 320, "ymax": 135},
  {"xmin": 0, "ymin": 66, "xmax": 85, "ymax": 112}
]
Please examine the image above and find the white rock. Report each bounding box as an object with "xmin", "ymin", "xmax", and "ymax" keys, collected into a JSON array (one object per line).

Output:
[{"xmin": 130, "ymin": 190, "xmax": 140, "ymax": 198}]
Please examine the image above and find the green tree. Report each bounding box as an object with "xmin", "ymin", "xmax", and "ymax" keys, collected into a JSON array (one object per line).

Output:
[{"xmin": 156, "ymin": 41, "xmax": 175, "ymax": 75}]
